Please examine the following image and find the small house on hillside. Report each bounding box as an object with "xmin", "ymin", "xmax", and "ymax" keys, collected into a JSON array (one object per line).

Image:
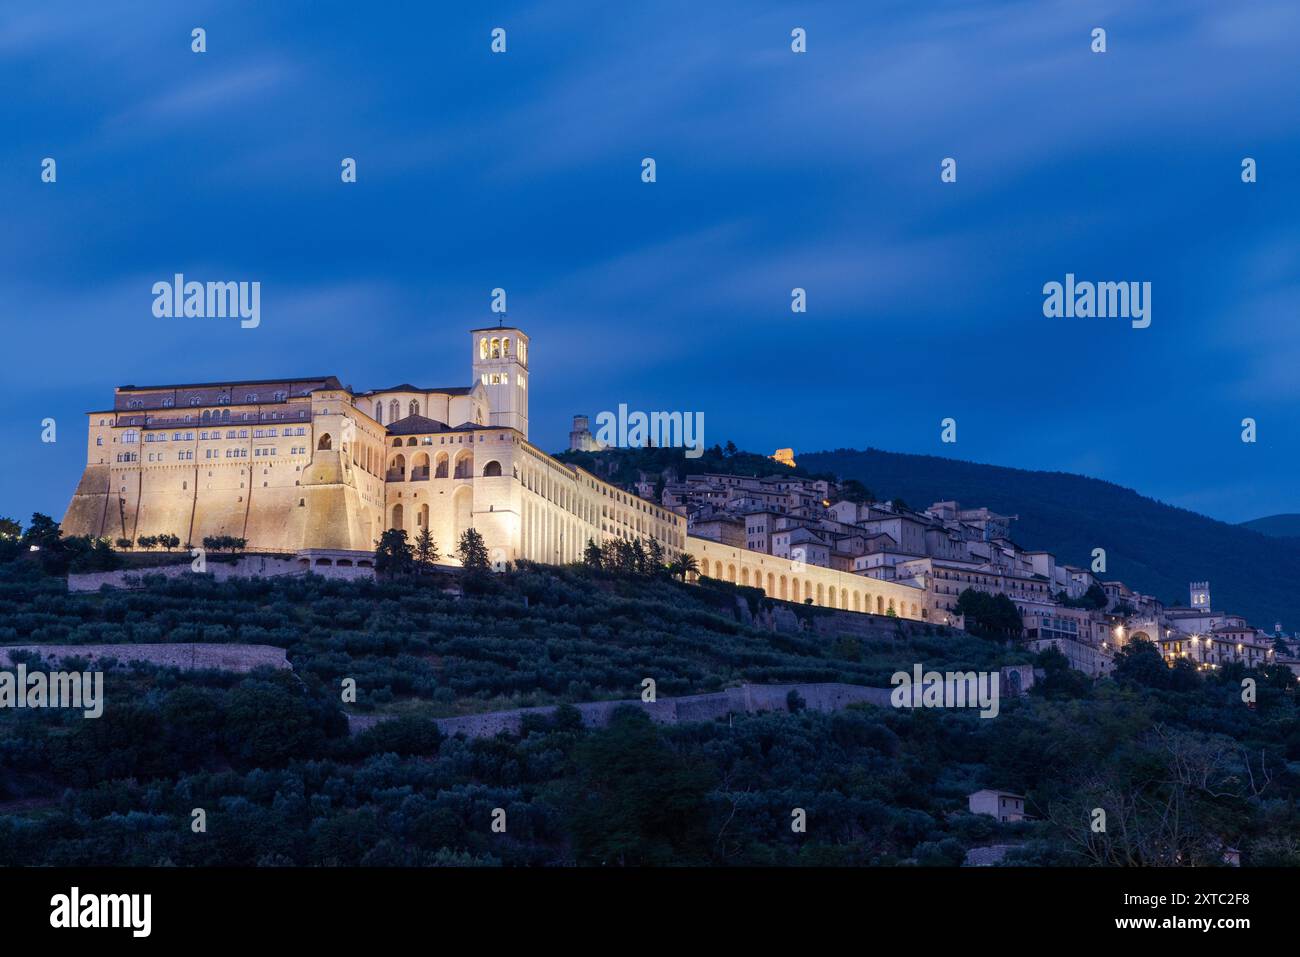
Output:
[{"xmin": 968, "ymin": 789, "xmax": 1027, "ymax": 822}]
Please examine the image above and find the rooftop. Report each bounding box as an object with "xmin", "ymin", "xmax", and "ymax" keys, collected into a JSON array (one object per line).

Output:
[
  {"xmin": 118, "ymin": 376, "xmax": 342, "ymax": 393},
  {"xmin": 360, "ymin": 384, "xmax": 472, "ymax": 397},
  {"xmin": 385, "ymin": 414, "xmax": 493, "ymax": 436}
]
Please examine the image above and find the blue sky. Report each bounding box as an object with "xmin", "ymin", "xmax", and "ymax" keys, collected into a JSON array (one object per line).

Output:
[{"xmin": 2, "ymin": 0, "xmax": 1297, "ymax": 525}]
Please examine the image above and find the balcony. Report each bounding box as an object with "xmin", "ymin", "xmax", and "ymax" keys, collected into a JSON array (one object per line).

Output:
[
  {"xmin": 386, "ymin": 469, "xmax": 406, "ymax": 482},
  {"xmin": 410, "ymin": 468, "xmax": 430, "ymax": 481}
]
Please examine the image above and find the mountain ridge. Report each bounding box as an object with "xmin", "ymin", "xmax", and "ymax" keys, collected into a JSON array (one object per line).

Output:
[{"xmin": 1239, "ymin": 513, "xmax": 1300, "ymax": 541}]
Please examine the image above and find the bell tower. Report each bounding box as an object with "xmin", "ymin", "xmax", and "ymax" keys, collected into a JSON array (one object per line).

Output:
[{"xmin": 471, "ymin": 325, "xmax": 529, "ymax": 438}]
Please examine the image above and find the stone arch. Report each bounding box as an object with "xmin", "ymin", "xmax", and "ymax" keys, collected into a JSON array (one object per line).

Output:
[
  {"xmin": 391, "ymin": 453, "xmax": 406, "ymax": 480},
  {"xmin": 412, "ymin": 452, "xmax": 430, "ymax": 479},
  {"xmin": 766, "ymin": 572, "xmax": 775, "ymax": 595},
  {"xmin": 453, "ymin": 449, "xmax": 473, "ymax": 479},
  {"xmin": 779, "ymin": 575, "xmax": 787, "ymax": 600},
  {"xmin": 741, "ymin": 567, "xmax": 750, "ymax": 585},
  {"xmin": 391, "ymin": 503, "xmax": 404, "ymax": 530},
  {"xmin": 434, "ymin": 452, "xmax": 449, "ymax": 478},
  {"xmin": 317, "ymin": 433, "xmax": 332, "ymax": 450},
  {"xmin": 727, "ymin": 563, "xmax": 737, "ymax": 583},
  {"xmin": 876, "ymin": 595, "xmax": 884, "ymax": 615},
  {"xmin": 483, "ymin": 460, "xmax": 502, "ymax": 477},
  {"xmin": 417, "ymin": 503, "xmax": 430, "ymax": 528}
]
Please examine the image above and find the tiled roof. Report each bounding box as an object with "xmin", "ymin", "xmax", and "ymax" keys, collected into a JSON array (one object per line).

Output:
[
  {"xmin": 118, "ymin": 376, "xmax": 342, "ymax": 392},
  {"xmin": 385, "ymin": 414, "xmax": 491, "ymax": 436},
  {"xmin": 362, "ymin": 384, "xmax": 472, "ymax": 397}
]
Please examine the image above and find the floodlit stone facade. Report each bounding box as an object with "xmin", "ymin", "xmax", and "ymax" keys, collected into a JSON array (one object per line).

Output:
[
  {"xmin": 686, "ymin": 537, "xmax": 930, "ymax": 621},
  {"xmin": 62, "ymin": 326, "xmax": 686, "ymax": 566}
]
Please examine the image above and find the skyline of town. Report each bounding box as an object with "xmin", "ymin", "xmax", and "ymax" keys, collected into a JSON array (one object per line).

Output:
[
  {"xmin": 660, "ymin": 465, "xmax": 1290, "ymax": 676},
  {"xmin": 47, "ymin": 317, "xmax": 1296, "ymax": 684}
]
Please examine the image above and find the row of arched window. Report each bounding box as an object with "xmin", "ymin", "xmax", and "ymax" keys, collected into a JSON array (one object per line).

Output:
[
  {"xmin": 478, "ymin": 335, "xmax": 526, "ymax": 363},
  {"xmin": 375, "ymin": 399, "xmax": 422, "ymax": 424},
  {"xmin": 317, "ymin": 433, "xmax": 385, "ymax": 481},
  {"xmin": 514, "ymin": 459, "xmax": 683, "ymax": 551},
  {"xmin": 704, "ymin": 559, "xmax": 924, "ymax": 618},
  {"xmin": 385, "ymin": 450, "xmax": 502, "ymax": 481}
]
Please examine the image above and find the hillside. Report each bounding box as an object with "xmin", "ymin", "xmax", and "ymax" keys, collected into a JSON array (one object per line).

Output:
[
  {"xmin": 0, "ymin": 561, "xmax": 1005, "ymax": 719},
  {"xmin": 1240, "ymin": 514, "xmax": 1300, "ymax": 544},
  {"xmin": 555, "ymin": 444, "xmax": 831, "ymax": 487},
  {"xmin": 2, "ymin": 561, "xmax": 1298, "ymax": 867},
  {"xmin": 800, "ymin": 448, "xmax": 1300, "ymax": 629}
]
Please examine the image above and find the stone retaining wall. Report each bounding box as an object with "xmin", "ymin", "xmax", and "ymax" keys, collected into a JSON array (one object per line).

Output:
[
  {"xmin": 347, "ymin": 682, "xmax": 896, "ymax": 738},
  {"xmin": 741, "ymin": 597, "xmax": 946, "ymax": 641},
  {"xmin": 0, "ymin": 643, "xmax": 290, "ymax": 672},
  {"xmin": 68, "ymin": 554, "xmax": 374, "ymax": 592}
]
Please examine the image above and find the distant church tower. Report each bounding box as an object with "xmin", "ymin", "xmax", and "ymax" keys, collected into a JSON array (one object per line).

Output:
[
  {"xmin": 1189, "ymin": 581, "xmax": 1211, "ymax": 611},
  {"xmin": 569, "ymin": 415, "xmax": 600, "ymax": 451},
  {"xmin": 471, "ymin": 326, "xmax": 529, "ymax": 438}
]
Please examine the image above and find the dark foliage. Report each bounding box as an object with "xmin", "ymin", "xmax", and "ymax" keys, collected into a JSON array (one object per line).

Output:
[{"xmin": 0, "ymin": 562, "xmax": 1295, "ymax": 867}]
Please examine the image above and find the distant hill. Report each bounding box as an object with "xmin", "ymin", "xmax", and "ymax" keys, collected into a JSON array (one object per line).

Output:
[
  {"xmin": 798, "ymin": 449, "xmax": 1299, "ymax": 630},
  {"xmin": 1239, "ymin": 514, "xmax": 1300, "ymax": 543},
  {"xmin": 554, "ymin": 444, "xmax": 824, "ymax": 486}
]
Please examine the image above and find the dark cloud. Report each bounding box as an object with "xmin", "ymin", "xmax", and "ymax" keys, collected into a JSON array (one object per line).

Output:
[{"xmin": 1, "ymin": 0, "xmax": 1296, "ymax": 522}]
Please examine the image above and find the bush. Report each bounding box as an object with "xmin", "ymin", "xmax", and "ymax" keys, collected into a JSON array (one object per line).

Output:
[{"xmin": 349, "ymin": 715, "xmax": 444, "ymax": 757}]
